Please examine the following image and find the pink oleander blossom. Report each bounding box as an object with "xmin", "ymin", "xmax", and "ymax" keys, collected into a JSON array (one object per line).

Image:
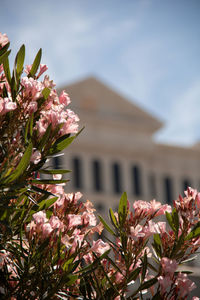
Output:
[
  {"xmin": 175, "ymin": 273, "xmax": 196, "ymax": 297},
  {"xmin": 41, "ymin": 223, "xmax": 53, "ymax": 238},
  {"xmin": 37, "ymin": 64, "xmax": 48, "ymax": 78},
  {"xmin": 68, "ymin": 214, "xmax": 82, "ymax": 227},
  {"xmin": 0, "ymin": 97, "xmax": 17, "ymax": 115},
  {"xmin": 130, "ymin": 224, "xmax": 145, "ymax": 239},
  {"xmin": 32, "ymin": 211, "xmax": 47, "ymax": 224},
  {"xmin": 161, "ymin": 257, "xmax": 178, "ymax": 276},
  {"xmin": 158, "ymin": 275, "xmax": 173, "ymax": 295},
  {"xmin": 90, "ymin": 239, "xmax": 110, "ymax": 256},
  {"xmin": 59, "ymin": 90, "xmax": 71, "ymax": 106},
  {"xmin": 82, "ymin": 212, "xmax": 97, "ymax": 226},
  {"xmin": 21, "ymin": 77, "xmax": 43, "ymax": 101},
  {"xmin": 49, "ymin": 216, "xmax": 64, "ymax": 231},
  {"xmin": 0, "ymin": 32, "xmax": 9, "ymax": 48}
]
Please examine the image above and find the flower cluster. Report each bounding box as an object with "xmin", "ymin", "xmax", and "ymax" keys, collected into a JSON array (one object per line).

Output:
[{"xmin": 1, "ymin": 32, "xmax": 200, "ymax": 299}]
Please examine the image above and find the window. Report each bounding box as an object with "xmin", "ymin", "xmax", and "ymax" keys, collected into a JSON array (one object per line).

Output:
[
  {"xmin": 112, "ymin": 162, "xmax": 122, "ymax": 194},
  {"xmin": 72, "ymin": 157, "xmax": 83, "ymax": 189},
  {"xmin": 182, "ymin": 179, "xmax": 191, "ymax": 193},
  {"xmin": 53, "ymin": 156, "xmax": 61, "ymax": 169},
  {"xmin": 96, "ymin": 202, "xmax": 104, "ymax": 212},
  {"xmin": 92, "ymin": 160, "xmax": 103, "ymax": 192},
  {"xmin": 164, "ymin": 177, "xmax": 173, "ymax": 204},
  {"xmin": 149, "ymin": 173, "xmax": 156, "ymax": 198},
  {"xmin": 132, "ymin": 165, "xmax": 142, "ymax": 196}
]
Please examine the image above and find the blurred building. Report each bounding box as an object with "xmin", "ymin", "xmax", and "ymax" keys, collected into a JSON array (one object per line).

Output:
[{"xmin": 56, "ymin": 76, "xmax": 200, "ymax": 215}]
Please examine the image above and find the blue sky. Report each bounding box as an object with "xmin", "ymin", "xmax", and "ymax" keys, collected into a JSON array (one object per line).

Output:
[{"xmin": 1, "ymin": 0, "xmax": 200, "ymax": 146}]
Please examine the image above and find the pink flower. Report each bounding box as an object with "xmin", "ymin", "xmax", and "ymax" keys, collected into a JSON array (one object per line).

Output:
[
  {"xmin": 32, "ymin": 211, "xmax": 47, "ymax": 224},
  {"xmin": 158, "ymin": 275, "xmax": 173, "ymax": 295},
  {"xmin": 84, "ymin": 199, "xmax": 95, "ymax": 213},
  {"xmin": 155, "ymin": 221, "xmax": 166, "ymax": 234},
  {"xmin": 31, "ymin": 150, "xmax": 41, "ymax": 164},
  {"xmin": 41, "ymin": 223, "xmax": 53, "ymax": 237},
  {"xmin": 49, "ymin": 216, "xmax": 64, "ymax": 231},
  {"xmin": 70, "ymin": 234, "xmax": 84, "ymax": 253},
  {"xmin": 26, "ymin": 101, "xmax": 38, "ymax": 114},
  {"xmin": 21, "ymin": 77, "xmax": 42, "ymax": 101},
  {"xmin": 24, "ymin": 64, "xmax": 32, "ymax": 75},
  {"xmin": 68, "ymin": 214, "xmax": 82, "ymax": 227},
  {"xmin": 82, "ymin": 212, "xmax": 97, "ymax": 226},
  {"xmin": 59, "ymin": 90, "xmax": 71, "ymax": 106},
  {"xmin": 175, "ymin": 273, "xmax": 196, "ymax": 297},
  {"xmin": 155, "ymin": 204, "xmax": 172, "ymax": 216},
  {"xmin": 133, "ymin": 200, "xmax": 151, "ymax": 215},
  {"xmin": 0, "ymin": 97, "xmax": 17, "ymax": 115},
  {"xmin": 130, "ymin": 224, "xmax": 145, "ymax": 239},
  {"xmin": 161, "ymin": 257, "xmax": 178, "ymax": 276},
  {"xmin": 90, "ymin": 239, "xmax": 110, "ymax": 256},
  {"xmin": 37, "ymin": 64, "xmax": 48, "ymax": 78},
  {"xmin": 0, "ymin": 32, "xmax": 9, "ymax": 48}
]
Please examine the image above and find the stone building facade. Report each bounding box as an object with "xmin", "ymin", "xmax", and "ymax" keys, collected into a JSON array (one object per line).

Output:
[{"xmin": 56, "ymin": 76, "xmax": 200, "ymax": 217}]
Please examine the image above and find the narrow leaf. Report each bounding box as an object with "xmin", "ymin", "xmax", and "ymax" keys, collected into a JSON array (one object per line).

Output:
[
  {"xmin": 109, "ymin": 208, "xmax": 118, "ymax": 228},
  {"xmin": 98, "ymin": 215, "xmax": 116, "ymax": 235},
  {"xmin": 42, "ymin": 87, "xmax": 51, "ymax": 100},
  {"xmin": 118, "ymin": 192, "xmax": 127, "ymax": 225},
  {"xmin": 15, "ymin": 44, "xmax": 25, "ymax": 76},
  {"xmin": 39, "ymin": 169, "xmax": 71, "ymax": 175},
  {"xmin": 29, "ymin": 48, "xmax": 42, "ymax": 77},
  {"xmin": 2, "ymin": 142, "xmax": 33, "ymax": 184},
  {"xmin": 31, "ymin": 179, "xmax": 68, "ymax": 185}
]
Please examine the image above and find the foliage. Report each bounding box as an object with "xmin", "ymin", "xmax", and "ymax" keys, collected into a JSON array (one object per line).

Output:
[{"xmin": 0, "ymin": 32, "xmax": 200, "ymax": 299}]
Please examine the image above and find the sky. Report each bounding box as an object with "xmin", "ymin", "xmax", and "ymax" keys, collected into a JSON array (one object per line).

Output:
[{"xmin": 1, "ymin": 0, "xmax": 200, "ymax": 146}]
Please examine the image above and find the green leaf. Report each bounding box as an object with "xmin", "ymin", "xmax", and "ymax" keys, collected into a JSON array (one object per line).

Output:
[
  {"xmin": 48, "ymin": 128, "xmax": 84, "ymax": 155},
  {"xmin": 185, "ymin": 226, "xmax": 200, "ymax": 240},
  {"xmin": 30, "ymin": 185, "xmax": 55, "ymax": 197},
  {"xmin": 37, "ymin": 196, "xmax": 58, "ymax": 211},
  {"xmin": 31, "ymin": 179, "xmax": 68, "ymax": 185},
  {"xmin": 153, "ymin": 234, "xmax": 162, "ymax": 258},
  {"xmin": 166, "ymin": 211, "xmax": 176, "ymax": 232},
  {"xmin": 2, "ymin": 142, "xmax": 33, "ymax": 184},
  {"xmin": 28, "ymin": 48, "xmax": 42, "ymax": 77},
  {"xmin": 42, "ymin": 87, "xmax": 51, "ymax": 100},
  {"xmin": 109, "ymin": 208, "xmax": 118, "ymax": 228},
  {"xmin": 98, "ymin": 215, "xmax": 116, "ymax": 235},
  {"xmin": 0, "ymin": 42, "xmax": 10, "ymax": 58},
  {"xmin": 138, "ymin": 277, "xmax": 158, "ymax": 291},
  {"xmin": 2, "ymin": 56, "xmax": 11, "ymax": 84},
  {"xmin": 128, "ymin": 267, "xmax": 141, "ymax": 283},
  {"xmin": 39, "ymin": 169, "xmax": 71, "ymax": 175},
  {"xmin": 172, "ymin": 208, "xmax": 179, "ymax": 236},
  {"xmin": 0, "ymin": 49, "xmax": 11, "ymax": 65},
  {"xmin": 142, "ymin": 251, "xmax": 148, "ymax": 281},
  {"xmin": 29, "ymin": 113, "xmax": 34, "ymax": 137},
  {"xmin": 118, "ymin": 192, "xmax": 127, "ymax": 226},
  {"xmin": 14, "ymin": 44, "xmax": 25, "ymax": 86}
]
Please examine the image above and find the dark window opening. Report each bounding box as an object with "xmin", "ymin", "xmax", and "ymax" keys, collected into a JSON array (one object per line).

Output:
[
  {"xmin": 132, "ymin": 165, "xmax": 142, "ymax": 196},
  {"xmin": 53, "ymin": 156, "xmax": 61, "ymax": 169},
  {"xmin": 92, "ymin": 160, "xmax": 103, "ymax": 192},
  {"xmin": 112, "ymin": 162, "xmax": 122, "ymax": 194},
  {"xmin": 164, "ymin": 177, "xmax": 173, "ymax": 205},
  {"xmin": 149, "ymin": 173, "xmax": 156, "ymax": 198},
  {"xmin": 72, "ymin": 157, "xmax": 83, "ymax": 189},
  {"xmin": 182, "ymin": 179, "xmax": 191, "ymax": 193},
  {"xmin": 96, "ymin": 202, "xmax": 104, "ymax": 212}
]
